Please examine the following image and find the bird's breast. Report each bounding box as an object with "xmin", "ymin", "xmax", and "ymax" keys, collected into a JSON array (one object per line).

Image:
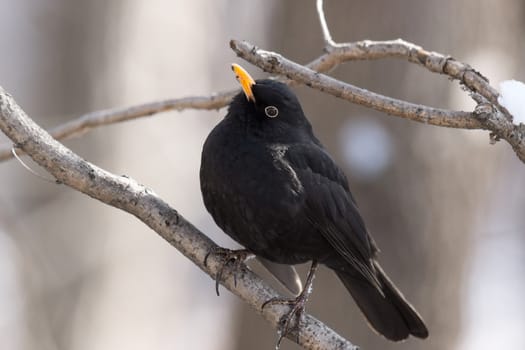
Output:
[
  {"xmin": 201, "ymin": 129, "xmax": 304, "ymax": 232},
  {"xmin": 200, "ymin": 122, "xmax": 335, "ymax": 264},
  {"xmin": 206, "ymin": 139, "xmax": 304, "ymax": 208}
]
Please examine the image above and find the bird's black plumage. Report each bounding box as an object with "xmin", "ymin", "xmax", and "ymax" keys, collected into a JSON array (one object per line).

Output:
[{"xmin": 200, "ymin": 77, "xmax": 428, "ymax": 341}]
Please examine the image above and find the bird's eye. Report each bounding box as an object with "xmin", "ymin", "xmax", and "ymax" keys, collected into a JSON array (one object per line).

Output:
[{"xmin": 264, "ymin": 105, "xmax": 279, "ymax": 118}]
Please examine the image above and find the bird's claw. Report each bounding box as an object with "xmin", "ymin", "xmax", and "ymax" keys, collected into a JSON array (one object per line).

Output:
[
  {"xmin": 262, "ymin": 293, "xmax": 308, "ymax": 349},
  {"xmin": 204, "ymin": 247, "xmax": 253, "ymax": 296},
  {"xmin": 261, "ymin": 261, "xmax": 318, "ymax": 349}
]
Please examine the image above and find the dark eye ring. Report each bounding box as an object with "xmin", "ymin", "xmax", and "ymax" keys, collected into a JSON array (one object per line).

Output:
[{"xmin": 264, "ymin": 105, "xmax": 279, "ymax": 118}]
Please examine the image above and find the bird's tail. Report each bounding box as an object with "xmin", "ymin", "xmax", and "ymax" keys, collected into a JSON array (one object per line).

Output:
[{"xmin": 334, "ymin": 262, "xmax": 428, "ymax": 341}]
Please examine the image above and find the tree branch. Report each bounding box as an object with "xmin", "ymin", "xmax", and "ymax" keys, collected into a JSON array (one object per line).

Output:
[
  {"xmin": 316, "ymin": 0, "xmax": 335, "ymax": 47},
  {"xmin": 0, "ymin": 91, "xmax": 236, "ymax": 161},
  {"xmin": 230, "ymin": 39, "xmax": 525, "ymax": 163},
  {"xmin": 0, "ymin": 86, "xmax": 357, "ymax": 350},
  {"xmin": 232, "ymin": 39, "xmax": 483, "ymax": 129},
  {"xmin": 315, "ymin": 0, "xmax": 506, "ymax": 112}
]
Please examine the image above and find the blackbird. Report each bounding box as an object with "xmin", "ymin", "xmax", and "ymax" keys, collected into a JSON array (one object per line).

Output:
[{"xmin": 200, "ymin": 64, "xmax": 428, "ymax": 342}]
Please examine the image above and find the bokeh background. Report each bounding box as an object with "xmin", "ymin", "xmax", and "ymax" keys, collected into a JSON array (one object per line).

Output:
[{"xmin": 1, "ymin": 1, "xmax": 524, "ymax": 349}]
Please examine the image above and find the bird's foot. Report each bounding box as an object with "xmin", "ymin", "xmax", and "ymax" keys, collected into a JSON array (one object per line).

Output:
[
  {"xmin": 261, "ymin": 261, "xmax": 319, "ymax": 349},
  {"xmin": 262, "ymin": 293, "xmax": 306, "ymax": 349},
  {"xmin": 204, "ymin": 247, "xmax": 253, "ymax": 296}
]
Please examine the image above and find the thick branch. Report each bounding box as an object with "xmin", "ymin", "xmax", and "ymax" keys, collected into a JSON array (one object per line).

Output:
[{"xmin": 0, "ymin": 86, "xmax": 357, "ymax": 350}]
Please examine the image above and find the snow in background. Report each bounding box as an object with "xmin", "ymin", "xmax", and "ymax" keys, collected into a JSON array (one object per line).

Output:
[{"xmin": 498, "ymin": 80, "xmax": 525, "ymax": 124}]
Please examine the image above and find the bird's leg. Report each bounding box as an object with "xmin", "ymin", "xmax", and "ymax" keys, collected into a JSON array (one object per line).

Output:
[
  {"xmin": 261, "ymin": 261, "xmax": 319, "ymax": 349},
  {"xmin": 204, "ymin": 247, "xmax": 253, "ymax": 296}
]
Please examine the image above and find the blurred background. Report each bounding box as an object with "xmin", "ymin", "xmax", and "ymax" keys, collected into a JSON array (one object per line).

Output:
[{"xmin": 0, "ymin": 0, "xmax": 524, "ymax": 349}]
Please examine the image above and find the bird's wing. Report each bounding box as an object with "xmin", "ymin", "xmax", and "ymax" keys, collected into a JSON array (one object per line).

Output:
[{"xmin": 285, "ymin": 143, "xmax": 381, "ymax": 288}]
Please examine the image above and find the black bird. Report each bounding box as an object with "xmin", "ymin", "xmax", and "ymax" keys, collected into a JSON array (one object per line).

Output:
[{"xmin": 200, "ymin": 64, "xmax": 428, "ymax": 342}]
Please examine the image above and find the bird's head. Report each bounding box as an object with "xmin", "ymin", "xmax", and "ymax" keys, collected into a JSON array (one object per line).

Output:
[{"xmin": 229, "ymin": 64, "xmax": 311, "ymax": 133}]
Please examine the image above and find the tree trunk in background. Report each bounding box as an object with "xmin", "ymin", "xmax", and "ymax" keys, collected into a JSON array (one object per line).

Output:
[
  {"xmin": 235, "ymin": 1, "xmax": 523, "ymax": 349},
  {"xmin": 0, "ymin": 1, "xmax": 119, "ymax": 349}
]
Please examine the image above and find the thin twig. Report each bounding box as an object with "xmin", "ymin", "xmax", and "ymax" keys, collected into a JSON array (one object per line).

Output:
[
  {"xmin": 316, "ymin": 0, "xmax": 335, "ymax": 47},
  {"xmin": 0, "ymin": 91, "xmax": 237, "ymax": 161},
  {"xmin": 0, "ymin": 86, "xmax": 357, "ymax": 350}
]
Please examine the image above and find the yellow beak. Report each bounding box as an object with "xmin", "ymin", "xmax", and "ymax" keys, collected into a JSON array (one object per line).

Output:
[{"xmin": 232, "ymin": 63, "xmax": 256, "ymax": 102}]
